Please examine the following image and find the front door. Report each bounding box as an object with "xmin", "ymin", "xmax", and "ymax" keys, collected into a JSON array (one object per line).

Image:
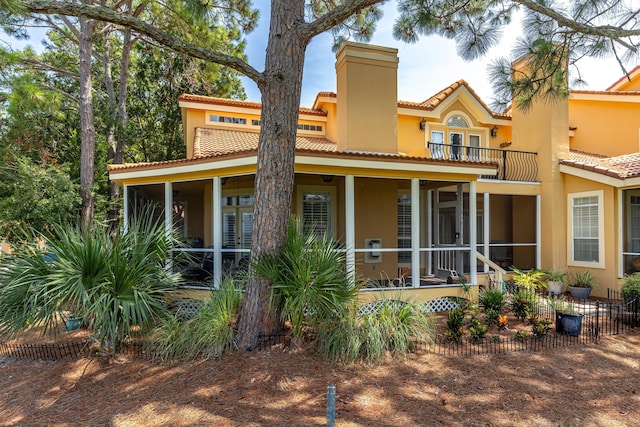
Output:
[{"xmin": 222, "ymin": 193, "xmax": 254, "ymax": 272}]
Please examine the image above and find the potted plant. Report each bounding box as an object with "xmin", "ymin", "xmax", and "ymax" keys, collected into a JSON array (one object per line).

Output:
[
  {"xmin": 511, "ymin": 267, "xmax": 547, "ymax": 293},
  {"xmin": 621, "ymin": 272, "xmax": 640, "ymax": 302},
  {"xmin": 545, "ymin": 269, "xmax": 567, "ymax": 296},
  {"xmin": 568, "ymin": 271, "xmax": 596, "ymax": 299},
  {"xmin": 548, "ymin": 297, "xmax": 583, "ymax": 336}
]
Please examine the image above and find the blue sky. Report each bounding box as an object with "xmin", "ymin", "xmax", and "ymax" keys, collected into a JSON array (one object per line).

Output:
[
  {"xmin": 242, "ymin": 1, "xmax": 627, "ymax": 108},
  {"xmin": 1, "ymin": 1, "xmax": 628, "ymax": 109}
]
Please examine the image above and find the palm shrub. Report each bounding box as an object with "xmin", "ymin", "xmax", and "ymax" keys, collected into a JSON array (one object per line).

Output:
[
  {"xmin": 150, "ymin": 278, "xmax": 244, "ymax": 360},
  {"xmin": 0, "ymin": 213, "xmax": 181, "ymax": 350},
  {"xmin": 254, "ymin": 218, "xmax": 359, "ymax": 344}
]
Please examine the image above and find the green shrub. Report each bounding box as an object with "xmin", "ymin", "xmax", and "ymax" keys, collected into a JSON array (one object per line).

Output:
[
  {"xmin": 316, "ymin": 298, "xmax": 434, "ymax": 364},
  {"xmin": 571, "ymin": 270, "xmax": 597, "ymax": 288},
  {"xmin": 529, "ymin": 316, "xmax": 551, "ymax": 338},
  {"xmin": 444, "ymin": 307, "xmax": 466, "ymax": 343},
  {"xmin": 511, "ymin": 267, "xmax": 547, "ymax": 292},
  {"xmin": 511, "ymin": 289, "xmax": 535, "ymax": 321},
  {"xmin": 621, "ymin": 273, "xmax": 640, "ymax": 304},
  {"xmin": 150, "ymin": 279, "xmax": 243, "ymax": 360},
  {"xmin": 479, "ymin": 289, "xmax": 506, "ymax": 313},
  {"xmin": 469, "ymin": 315, "xmax": 488, "ymax": 341}
]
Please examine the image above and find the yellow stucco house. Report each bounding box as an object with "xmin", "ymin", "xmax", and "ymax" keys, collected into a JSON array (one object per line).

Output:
[{"xmin": 108, "ymin": 42, "xmax": 640, "ymax": 303}]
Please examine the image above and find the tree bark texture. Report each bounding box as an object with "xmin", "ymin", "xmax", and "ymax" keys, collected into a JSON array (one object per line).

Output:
[
  {"xmin": 78, "ymin": 7, "xmax": 96, "ymax": 227},
  {"xmin": 108, "ymin": 24, "xmax": 134, "ymax": 227},
  {"xmin": 235, "ymin": 0, "xmax": 307, "ymax": 350}
]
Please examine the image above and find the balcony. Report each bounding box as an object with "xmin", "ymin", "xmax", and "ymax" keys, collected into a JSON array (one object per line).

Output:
[{"xmin": 427, "ymin": 143, "xmax": 538, "ymax": 182}]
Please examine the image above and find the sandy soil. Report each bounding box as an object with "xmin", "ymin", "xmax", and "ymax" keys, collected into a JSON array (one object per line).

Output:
[{"xmin": 1, "ymin": 325, "xmax": 640, "ymax": 427}]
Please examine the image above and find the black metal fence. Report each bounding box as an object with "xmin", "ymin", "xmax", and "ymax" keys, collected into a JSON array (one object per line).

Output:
[{"xmin": 1, "ymin": 290, "xmax": 637, "ymax": 361}]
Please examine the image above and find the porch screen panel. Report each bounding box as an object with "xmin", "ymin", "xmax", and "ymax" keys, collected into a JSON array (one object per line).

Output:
[
  {"xmin": 572, "ymin": 196, "xmax": 599, "ymax": 262},
  {"xmin": 302, "ymin": 192, "xmax": 331, "ymax": 236},
  {"xmin": 630, "ymin": 196, "xmax": 640, "ymax": 253},
  {"xmin": 397, "ymin": 193, "xmax": 411, "ymax": 263}
]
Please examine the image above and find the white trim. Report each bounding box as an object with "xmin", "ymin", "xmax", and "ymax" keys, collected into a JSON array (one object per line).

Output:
[
  {"xmin": 536, "ymin": 195, "xmax": 541, "ymax": 269},
  {"xmin": 560, "ymin": 164, "xmax": 640, "ymax": 188},
  {"xmin": 618, "ymin": 188, "xmax": 624, "ymax": 278},
  {"xmin": 296, "ymin": 184, "xmax": 338, "ymax": 238},
  {"xmin": 164, "ymin": 182, "xmax": 173, "ymax": 272},
  {"xmin": 411, "ymin": 179, "xmax": 421, "ymax": 287},
  {"xmin": 213, "ymin": 177, "xmax": 222, "ymax": 287},
  {"xmin": 483, "ymin": 193, "xmax": 490, "ymax": 273},
  {"xmin": 570, "ymin": 92, "xmax": 640, "ymax": 103},
  {"xmin": 469, "ymin": 180, "xmax": 477, "ymax": 285},
  {"xmin": 110, "ymin": 155, "xmax": 496, "ymax": 181},
  {"xmin": 567, "ymin": 190, "xmax": 605, "ymax": 269},
  {"xmin": 123, "ymin": 184, "xmax": 129, "ymax": 231},
  {"xmin": 345, "ymin": 175, "xmax": 356, "ymax": 281}
]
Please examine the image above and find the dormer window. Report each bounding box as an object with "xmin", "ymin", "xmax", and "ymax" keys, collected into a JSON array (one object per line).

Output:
[
  {"xmin": 447, "ymin": 116, "xmax": 469, "ymax": 128},
  {"xmin": 208, "ymin": 114, "xmax": 247, "ymax": 125}
]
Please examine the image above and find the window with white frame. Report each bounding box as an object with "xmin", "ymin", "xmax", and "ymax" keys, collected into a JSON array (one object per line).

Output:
[
  {"xmin": 297, "ymin": 186, "xmax": 337, "ymax": 238},
  {"xmin": 397, "ymin": 192, "xmax": 412, "ymax": 264},
  {"xmin": 568, "ymin": 190, "xmax": 604, "ymax": 267}
]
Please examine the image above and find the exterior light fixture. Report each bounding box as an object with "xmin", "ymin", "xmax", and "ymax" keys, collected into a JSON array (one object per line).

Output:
[
  {"xmin": 491, "ymin": 125, "xmax": 498, "ymax": 138},
  {"xmin": 321, "ymin": 175, "xmax": 334, "ymax": 183},
  {"xmin": 419, "ymin": 118, "xmax": 426, "ymax": 131}
]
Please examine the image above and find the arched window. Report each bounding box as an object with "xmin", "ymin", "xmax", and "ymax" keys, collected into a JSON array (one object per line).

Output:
[{"xmin": 447, "ymin": 116, "xmax": 469, "ymax": 128}]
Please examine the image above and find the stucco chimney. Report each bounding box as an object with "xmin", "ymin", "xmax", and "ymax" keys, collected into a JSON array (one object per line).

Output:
[{"xmin": 335, "ymin": 42, "xmax": 398, "ymax": 153}]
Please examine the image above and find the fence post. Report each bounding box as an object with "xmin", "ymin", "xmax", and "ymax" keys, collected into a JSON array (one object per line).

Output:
[
  {"xmin": 595, "ymin": 301, "xmax": 600, "ymax": 341},
  {"xmin": 326, "ymin": 383, "xmax": 336, "ymax": 427}
]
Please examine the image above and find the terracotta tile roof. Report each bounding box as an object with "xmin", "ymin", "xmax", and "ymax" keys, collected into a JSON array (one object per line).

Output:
[
  {"xmin": 193, "ymin": 128, "xmax": 336, "ymax": 158},
  {"xmin": 178, "ymin": 94, "xmax": 327, "ymax": 116},
  {"xmin": 398, "ymin": 80, "xmax": 511, "ymax": 120},
  {"xmin": 561, "ymin": 150, "xmax": 640, "ymax": 179},
  {"xmin": 108, "ymin": 129, "xmax": 497, "ymax": 173},
  {"xmin": 606, "ymin": 65, "xmax": 640, "ymax": 91}
]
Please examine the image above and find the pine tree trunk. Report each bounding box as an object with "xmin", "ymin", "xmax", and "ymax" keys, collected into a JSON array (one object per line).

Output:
[
  {"xmin": 235, "ymin": 0, "xmax": 307, "ymax": 350},
  {"xmin": 78, "ymin": 9, "xmax": 96, "ymax": 227}
]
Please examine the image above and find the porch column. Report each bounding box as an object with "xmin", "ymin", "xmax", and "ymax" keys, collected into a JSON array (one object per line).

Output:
[
  {"xmin": 164, "ymin": 182, "xmax": 173, "ymax": 271},
  {"xmin": 411, "ymin": 178, "xmax": 420, "ymax": 288},
  {"xmin": 469, "ymin": 180, "xmax": 477, "ymax": 286},
  {"xmin": 123, "ymin": 184, "xmax": 129, "ymax": 231},
  {"xmin": 345, "ymin": 175, "xmax": 356, "ymax": 281},
  {"xmin": 456, "ymin": 183, "xmax": 464, "ymax": 275},
  {"xmin": 483, "ymin": 193, "xmax": 490, "ymax": 273},
  {"xmin": 213, "ymin": 177, "xmax": 223, "ymax": 287},
  {"xmin": 427, "ymin": 190, "xmax": 433, "ymax": 275},
  {"xmin": 536, "ymin": 194, "xmax": 541, "ymax": 269}
]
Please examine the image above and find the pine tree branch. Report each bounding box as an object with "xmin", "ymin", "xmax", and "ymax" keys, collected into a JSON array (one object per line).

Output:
[
  {"xmin": 514, "ymin": 0, "xmax": 640, "ymax": 51},
  {"xmin": 303, "ymin": 0, "xmax": 383, "ymax": 41},
  {"xmin": 22, "ymin": 0, "xmax": 265, "ymax": 84}
]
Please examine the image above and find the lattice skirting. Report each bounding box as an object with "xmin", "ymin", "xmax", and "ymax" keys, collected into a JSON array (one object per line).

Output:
[
  {"xmin": 358, "ymin": 297, "xmax": 460, "ymax": 315},
  {"xmin": 168, "ymin": 298, "xmax": 203, "ymax": 319}
]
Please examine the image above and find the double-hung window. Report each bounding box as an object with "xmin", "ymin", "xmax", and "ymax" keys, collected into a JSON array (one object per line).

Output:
[
  {"xmin": 568, "ymin": 190, "xmax": 604, "ymax": 268},
  {"xmin": 298, "ymin": 186, "xmax": 337, "ymax": 238}
]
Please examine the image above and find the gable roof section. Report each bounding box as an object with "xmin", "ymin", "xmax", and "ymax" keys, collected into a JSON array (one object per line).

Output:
[
  {"xmin": 313, "ymin": 81, "xmax": 511, "ymax": 121},
  {"xmin": 193, "ymin": 128, "xmax": 337, "ymax": 158},
  {"xmin": 560, "ymin": 150, "xmax": 640, "ymax": 185},
  {"xmin": 606, "ymin": 65, "xmax": 640, "ymax": 91},
  {"xmin": 397, "ymin": 80, "xmax": 511, "ymax": 120}
]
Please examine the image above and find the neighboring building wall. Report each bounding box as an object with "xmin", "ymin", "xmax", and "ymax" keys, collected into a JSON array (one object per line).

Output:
[
  {"xmin": 564, "ymin": 174, "xmax": 618, "ymax": 298},
  {"xmin": 569, "ymin": 97, "xmax": 640, "ymax": 157}
]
